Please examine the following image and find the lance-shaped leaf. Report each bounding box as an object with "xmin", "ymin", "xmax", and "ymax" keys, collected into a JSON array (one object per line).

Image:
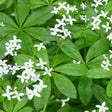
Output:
[
  {"xmin": 86, "ymin": 38, "xmax": 109, "ymax": 63},
  {"xmin": 23, "ymin": 6, "xmax": 54, "ymax": 27},
  {"xmin": 54, "ymin": 63, "xmax": 88, "ymax": 76},
  {"xmin": 53, "ymin": 72, "xmax": 77, "ymax": 98},
  {"xmin": 78, "ymin": 76, "xmax": 93, "ymax": 105},
  {"xmin": 15, "ymin": 0, "xmax": 30, "ymax": 26},
  {"xmin": 24, "ymin": 27, "xmax": 57, "ymax": 41},
  {"xmin": 19, "ymin": 31, "xmax": 33, "ymax": 55},
  {"xmin": 60, "ymin": 40, "xmax": 84, "ymax": 63}
]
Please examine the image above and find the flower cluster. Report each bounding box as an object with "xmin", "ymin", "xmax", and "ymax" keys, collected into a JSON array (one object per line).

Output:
[
  {"xmin": 0, "ymin": 59, "xmax": 9, "ymax": 78},
  {"xmin": 5, "ymin": 35, "xmax": 22, "ymax": 56},
  {"xmin": 50, "ymin": 2, "xmax": 78, "ymax": 39},
  {"xmin": 85, "ymin": 102, "xmax": 109, "ymax": 112},
  {"xmin": 2, "ymin": 86, "xmax": 24, "ymax": 101}
]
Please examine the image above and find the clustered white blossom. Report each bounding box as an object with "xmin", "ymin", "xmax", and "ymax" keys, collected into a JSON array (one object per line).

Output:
[
  {"xmin": 5, "ymin": 35, "xmax": 22, "ymax": 56},
  {"xmin": 0, "ymin": 59, "xmax": 20, "ymax": 77},
  {"xmin": 85, "ymin": 102, "xmax": 109, "ymax": 112},
  {"xmin": 50, "ymin": 2, "xmax": 78, "ymax": 39}
]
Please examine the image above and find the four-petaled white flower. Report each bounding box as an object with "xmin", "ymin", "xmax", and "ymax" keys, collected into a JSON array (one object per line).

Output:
[
  {"xmin": 2, "ymin": 85, "xmax": 14, "ymax": 100},
  {"xmin": 56, "ymin": 18, "xmax": 66, "ymax": 27},
  {"xmin": 12, "ymin": 90, "xmax": 24, "ymax": 101},
  {"xmin": 91, "ymin": 22, "xmax": 100, "ymax": 30},
  {"xmin": 43, "ymin": 67, "xmax": 53, "ymax": 77},
  {"xmin": 107, "ymin": 33, "xmax": 112, "ymax": 43},
  {"xmin": 34, "ymin": 43, "xmax": 46, "ymax": 51},
  {"xmin": 102, "ymin": 22, "xmax": 111, "ymax": 33},
  {"xmin": 66, "ymin": 15, "xmax": 76, "ymax": 25},
  {"xmin": 103, "ymin": 0, "xmax": 108, "ymax": 5},
  {"xmin": 100, "ymin": 10, "xmax": 109, "ymax": 18},
  {"xmin": 93, "ymin": 0, "xmax": 103, "ymax": 7},
  {"xmin": 36, "ymin": 58, "xmax": 47, "ymax": 70},
  {"xmin": 51, "ymin": 6, "xmax": 59, "ymax": 14},
  {"xmin": 33, "ymin": 80, "xmax": 47, "ymax": 92},
  {"xmin": 107, "ymin": 15, "xmax": 112, "ymax": 23},
  {"xmin": 96, "ymin": 102, "xmax": 109, "ymax": 112},
  {"xmin": 58, "ymin": 2, "xmax": 67, "ymax": 10},
  {"xmin": 81, "ymin": 2, "xmax": 87, "ymax": 10}
]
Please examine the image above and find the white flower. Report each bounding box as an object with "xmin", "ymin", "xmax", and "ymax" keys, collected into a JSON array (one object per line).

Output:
[
  {"xmin": 34, "ymin": 43, "xmax": 46, "ymax": 51},
  {"xmin": 92, "ymin": 15, "xmax": 101, "ymax": 24},
  {"xmin": 9, "ymin": 63, "xmax": 20, "ymax": 75},
  {"xmin": 50, "ymin": 25, "xmax": 62, "ymax": 35},
  {"xmin": 101, "ymin": 55, "xmax": 112, "ymax": 71},
  {"xmin": 70, "ymin": 5, "xmax": 78, "ymax": 12},
  {"xmin": 43, "ymin": 67, "xmax": 53, "ymax": 77},
  {"xmin": 21, "ymin": 59, "xmax": 34, "ymax": 69},
  {"xmin": 65, "ymin": 4, "xmax": 71, "ymax": 14},
  {"xmin": 2, "ymin": 85, "xmax": 14, "ymax": 100},
  {"xmin": 33, "ymin": 80, "xmax": 47, "ymax": 92},
  {"xmin": 93, "ymin": 0, "xmax": 103, "ymax": 7},
  {"xmin": 96, "ymin": 102, "xmax": 109, "ymax": 112},
  {"xmin": 102, "ymin": 22, "xmax": 111, "ymax": 33},
  {"xmin": 91, "ymin": 22, "xmax": 100, "ymax": 30},
  {"xmin": 99, "ymin": 10, "xmax": 109, "ymax": 18},
  {"xmin": 26, "ymin": 87, "xmax": 41, "ymax": 100},
  {"xmin": 0, "ymin": 22, "xmax": 5, "ymax": 27},
  {"xmin": 51, "ymin": 6, "xmax": 59, "ymax": 14},
  {"xmin": 61, "ymin": 26, "xmax": 71, "ymax": 38},
  {"xmin": 61, "ymin": 98, "xmax": 70, "ymax": 107},
  {"xmin": 36, "ymin": 58, "xmax": 47, "ymax": 70},
  {"xmin": 58, "ymin": 2, "xmax": 67, "ymax": 10},
  {"xmin": 31, "ymin": 74, "xmax": 41, "ymax": 82},
  {"xmin": 107, "ymin": 33, "xmax": 112, "ymax": 43},
  {"xmin": 109, "ymin": 50, "xmax": 112, "ymax": 58},
  {"xmin": 80, "ymin": 15, "xmax": 89, "ymax": 22},
  {"xmin": 66, "ymin": 15, "xmax": 76, "ymax": 25},
  {"xmin": 107, "ymin": 15, "xmax": 112, "ymax": 23},
  {"xmin": 12, "ymin": 90, "xmax": 24, "ymax": 101},
  {"xmin": 80, "ymin": 2, "xmax": 87, "ymax": 10},
  {"xmin": 5, "ymin": 35, "xmax": 21, "ymax": 56},
  {"xmin": 56, "ymin": 18, "xmax": 66, "ymax": 27}
]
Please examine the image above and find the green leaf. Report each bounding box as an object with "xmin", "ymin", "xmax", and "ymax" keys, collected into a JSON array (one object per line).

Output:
[
  {"xmin": 104, "ymin": 1, "xmax": 112, "ymax": 11},
  {"xmin": 106, "ymin": 79, "xmax": 112, "ymax": 98},
  {"xmin": 30, "ymin": 0, "xmax": 47, "ymax": 9},
  {"xmin": 57, "ymin": 104, "xmax": 69, "ymax": 112},
  {"xmin": 86, "ymin": 68, "xmax": 112, "ymax": 79},
  {"xmin": 34, "ymin": 75, "xmax": 51, "ymax": 111},
  {"xmin": 52, "ymin": 54, "xmax": 71, "ymax": 67},
  {"xmin": 14, "ymin": 54, "xmax": 33, "ymax": 66},
  {"xmin": 15, "ymin": 0, "xmax": 30, "ymax": 26},
  {"xmin": 93, "ymin": 84, "xmax": 112, "ymax": 110},
  {"xmin": 53, "ymin": 72, "xmax": 77, "ymax": 98},
  {"xmin": 0, "ymin": 0, "xmax": 5, "ymax": 4},
  {"xmin": 78, "ymin": 76, "xmax": 93, "ymax": 105},
  {"xmin": 74, "ymin": 29, "xmax": 99, "ymax": 50},
  {"xmin": 73, "ymin": 31, "xmax": 82, "ymax": 38},
  {"xmin": 13, "ymin": 97, "xmax": 28, "ymax": 112},
  {"xmin": 86, "ymin": 38, "xmax": 109, "ymax": 63},
  {"xmin": 54, "ymin": 63, "xmax": 88, "ymax": 76},
  {"xmin": 3, "ymin": 100, "xmax": 14, "ymax": 112},
  {"xmin": 18, "ymin": 107, "xmax": 33, "ymax": 112},
  {"xmin": 0, "ymin": 110, "xmax": 4, "ymax": 112},
  {"xmin": 33, "ymin": 43, "xmax": 49, "ymax": 68},
  {"xmin": 0, "ymin": 13, "xmax": 17, "ymax": 28},
  {"xmin": 19, "ymin": 32, "xmax": 33, "ymax": 55},
  {"xmin": 23, "ymin": 6, "xmax": 54, "ymax": 27},
  {"xmin": 60, "ymin": 40, "xmax": 84, "ymax": 63},
  {"xmin": 24, "ymin": 27, "xmax": 57, "ymax": 41}
]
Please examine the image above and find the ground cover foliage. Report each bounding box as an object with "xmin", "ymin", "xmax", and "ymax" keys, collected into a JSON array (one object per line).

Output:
[{"xmin": 0, "ymin": 0, "xmax": 112, "ymax": 112}]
